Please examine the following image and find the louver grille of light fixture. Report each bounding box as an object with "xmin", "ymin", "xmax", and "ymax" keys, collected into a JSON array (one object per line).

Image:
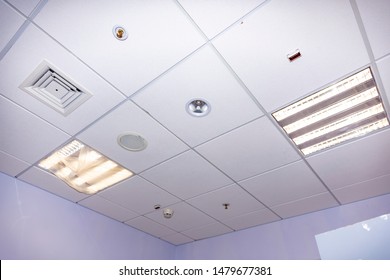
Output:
[
  {"xmin": 20, "ymin": 61, "xmax": 92, "ymax": 116},
  {"xmin": 273, "ymin": 68, "xmax": 389, "ymax": 155},
  {"xmin": 39, "ymin": 140, "xmax": 133, "ymax": 194}
]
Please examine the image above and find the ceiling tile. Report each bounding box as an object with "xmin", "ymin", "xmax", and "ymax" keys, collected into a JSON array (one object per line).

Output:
[
  {"xmin": 307, "ymin": 129, "xmax": 390, "ymax": 189},
  {"xmin": 222, "ymin": 208, "xmax": 280, "ymax": 231},
  {"xmin": 6, "ymin": 0, "xmax": 40, "ymax": 16},
  {"xmin": 0, "ymin": 151, "xmax": 29, "ymax": 177},
  {"xmin": 377, "ymin": 55, "xmax": 390, "ymax": 108},
  {"xmin": 239, "ymin": 161, "xmax": 328, "ymax": 207},
  {"xmin": 0, "ymin": 25, "xmax": 125, "ymax": 135},
  {"xmin": 0, "ymin": 96, "xmax": 70, "ymax": 164},
  {"xmin": 356, "ymin": 0, "xmax": 390, "ymax": 59},
  {"xmin": 331, "ymin": 174, "xmax": 390, "ymax": 204},
  {"xmin": 213, "ymin": 0, "xmax": 369, "ymax": 111},
  {"xmin": 187, "ymin": 184, "xmax": 265, "ymax": 221},
  {"xmin": 178, "ymin": 0, "xmax": 266, "ymax": 38},
  {"xmin": 160, "ymin": 233, "xmax": 194, "ymax": 246},
  {"xmin": 140, "ymin": 150, "xmax": 233, "ymax": 200},
  {"xmin": 125, "ymin": 216, "xmax": 176, "ymax": 238},
  {"xmin": 196, "ymin": 117, "xmax": 300, "ymax": 181},
  {"xmin": 78, "ymin": 195, "xmax": 138, "ymax": 222},
  {"xmin": 98, "ymin": 176, "xmax": 180, "ymax": 215},
  {"xmin": 34, "ymin": 0, "xmax": 206, "ymax": 95},
  {"xmin": 145, "ymin": 202, "xmax": 216, "ymax": 232},
  {"xmin": 77, "ymin": 101, "xmax": 188, "ymax": 173},
  {"xmin": 271, "ymin": 192, "xmax": 339, "ymax": 219},
  {"xmin": 181, "ymin": 222, "xmax": 233, "ymax": 240},
  {"xmin": 18, "ymin": 167, "xmax": 88, "ymax": 202},
  {"xmin": 133, "ymin": 44, "xmax": 263, "ymax": 146},
  {"xmin": 0, "ymin": 1, "xmax": 25, "ymax": 51}
]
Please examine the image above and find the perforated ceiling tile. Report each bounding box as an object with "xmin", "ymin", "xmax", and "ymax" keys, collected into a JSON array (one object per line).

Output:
[
  {"xmin": 18, "ymin": 167, "xmax": 88, "ymax": 203},
  {"xmin": 160, "ymin": 233, "xmax": 194, "ymax": 246},
  {"xmin": 239, "ymin": 161, "xmax": 328, "ymax": 207},
  {"xmin": 181, "ymin": 222, "xmax": 233, "ymax": 241},
  {"xmin": 145, "ymin": 202, "xmax": 216, "ymax": 232},
  {"xmin": 222, "ymin": 208, "xmax": 280, "ymax": 231},
  {"xmin": 307, "ymin": 129, "xmax": 390, "ymax": 190},
  {"xmin": 0, "ymin": 151, "xmax": 30, "ymax": 177},
  {"xmin": 98, "ymin": 176, "xmax": 180, "ymax": 215},
  {"xmin": 187, "ymin": 184, "xmax": 265, "ymax": 221},
  {"xmin": 0, "ymin": 96, "xmax": 70, "ymax": 164},
  {"xmin": 0, "ymin": 25, "xmax": 125, "ymax": 135},
  {"xmin": 178, "ymin": 0, "xmax": 267, "ymax": 38},
  {"xmin": 140, "ymin": 150, "xmax": 233, "ymax": 200},
  {"xmin": 125, "ymin": 216, "xmax": 176, "ymax": 238},
  {"xmin": 34, "ymin": 0, "xmax": 206, "ymax": 95},
  {"xmin": 213, "ymin": 0, "xmax": 369, "ymax": 112},
  {"xmin": 78, "ymin": 195, "xmax": 138, "ymax": 222},
  {"xmin": 77, "ymin": 101, "xmax": 188, "ymax": 173},
  {"xmin": 0, "ymin": 1, "xmax": 25, "ymax": 51},
  {"xmin": 196, "ymin": 117, "xmax": 300, "ymax": 181},
  {"xmin": 133, "ymin": 45, "xmax": 263, "ymax": 147},
  {"xmin": 356, "ymin": 0, "xmax": 390, "ymax": 59}
]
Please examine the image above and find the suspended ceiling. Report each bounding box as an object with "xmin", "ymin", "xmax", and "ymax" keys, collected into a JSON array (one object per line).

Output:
[{"xmin": 1, "ymin": 0, "xmax": 390, "ymax": 245}]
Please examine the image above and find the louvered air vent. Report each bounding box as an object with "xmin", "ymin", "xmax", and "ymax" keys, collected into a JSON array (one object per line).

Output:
[{"xmin": 19, "ymin": 61, "xmax": 92, "ymax": 116}]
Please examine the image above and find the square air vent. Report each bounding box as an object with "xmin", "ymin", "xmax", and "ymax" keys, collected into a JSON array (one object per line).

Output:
[{"xmin": 19, "ymin": 61, "xmax": 92, "ymax": 116}]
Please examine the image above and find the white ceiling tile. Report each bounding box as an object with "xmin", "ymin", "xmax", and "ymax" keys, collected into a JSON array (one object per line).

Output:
[
  {"xmin": 160, "ymin": 233, "xmax": 194, "ymax": 246},
  {"xmin": 178, "ymin": 0, "xmax": 266, "ymax": 38},
  {"xmin": 0, "ymin": 96, "xmax": 70, "ymax": 164},
  {"xmin": 196, "ymin": 117, "xmax": 300, "ymax": 181},
  {"xmin": 213, "ymin": 0, "xmax": 369, "ymax": 111},
  {"xmin": 6, "ymin": 0, "xmax": 40, "ymax": 16},
  {"xmin": 240, "ymin": 161, "xmax": 328, "ymax": 207},
  {"xmin": 18, "ymin": 167, "xmax": 88, "ymax": 202},
  {"xmin": 307, "ymin": 129, "xmax": 390, "ymax": 189},
  {"xmin": 0, "ymin": 25, "xmax": 125, "ymax": 135},
  {"xmin": 34, "ymin": 0, "xmax": 206, "ymax": 95},
  {"xmin": 78, "ymin": 195, "xmax": 138, "ymax": 222},
  {"xmin": 181, "ymin": 222, "xmax": 233, "ymax": 240},
  {"xmin": 356, "ymin": 0, "xmax": 390, "ymax": 59},
  {"xmin": 187, "ymin": 184, "xmax": 265, "ymax": 221},
  {"xmin": 125, "ymin": 216, "xmax": 176, "ymax": 238},
  {"xmin": 332, "ymin": 174, "xmax": 390, "ymax": 204},
  {"xmin": 141, "ymin": 150, "xmax": 233, "ymax": 200},
  {"xmin": 223, "ymin": 208, "xmax": 280, "ymax": 231},
  {"xmin": 377, "ymin": 55, "xmax": 390, "ymax": 109},
  {"xmin": 98, "ymin": 176, "xmax": 180, "ymax": 215},
  {"xmin": 145, "ymin": 202, "xmax": 216, "ymax": 232},
  {"xmin": 133, "ymin": 44, "xmax": 263, "ymax": 146},
  {"xmin": 0, "ymin": 1, "xmax": 24, "ymax": 51},
  {"xmin": 77, "ymin": 101, "xmax": 188, "ymax": 173},
  {"xmin": 271, "ymin": 192, "xmax": 339, "ymax": 219},
  {"xmin": 0, "ymin": 151, "xmax": 29, "ymax": 177}
]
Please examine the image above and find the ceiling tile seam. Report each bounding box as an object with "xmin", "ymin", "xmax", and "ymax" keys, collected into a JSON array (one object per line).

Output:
[
  {"xmin": 269, "ymin": 191, "xmax": 337, "ymax": 210},
  {"xmin": 348, "ymin": 0, "xmax": 390, "ymax": 115},
  {"xmin": 371, "ymin": 62, "xmax": 390, "ymax": 115},
  {"xmin": 0, "ymin": 149, "xmax": 29, "ymax": 166},
  {"xmin": 0, "ymin": 0, "xmax": 48, "ymax": 61},
  {"xmin": 28, "ymin": 22, "xmax": 128, "ymax": 99},
  {"xmin": 328, "ymin": 171, "xmax": 390, "ymax": 192}
]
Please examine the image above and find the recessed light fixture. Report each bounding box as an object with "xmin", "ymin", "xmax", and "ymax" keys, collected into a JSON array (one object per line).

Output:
[
  {"xmin": 113, "ymin": 25, "xmax": 128, "ymax": 41},
  {"xmin": 38, "ymin": 140, "xmax": 133, "ymax": 194},
  {"xmin": 273, "ymin": 68, "xmax": 389, "ymax": 155},
  {"xmin": 117, "ymin": 132, "xmax": 148, "ymax": 152},
  {"xmin": 186, "ymin": 98, "xmax": 211, "ymax": 117}
]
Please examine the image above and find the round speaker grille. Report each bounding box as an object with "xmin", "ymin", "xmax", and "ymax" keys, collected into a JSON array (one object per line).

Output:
[{"xmin": 117, "ymin": 133, "xmax": 148, "ymax": 152}]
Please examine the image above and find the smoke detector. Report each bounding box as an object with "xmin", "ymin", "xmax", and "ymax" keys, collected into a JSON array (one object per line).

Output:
[
  {"xmin": 163, "ymin": 208, "xmax": 174, "ymax": 219},
  {"xmin": 19, "ymin": 61, "xmax": 92, "ymax": 116}
]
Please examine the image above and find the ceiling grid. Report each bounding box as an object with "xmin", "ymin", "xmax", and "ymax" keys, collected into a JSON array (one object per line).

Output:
[{"xmin": 1, "ymin": 0, "xmax": 390, "ymax": 245}]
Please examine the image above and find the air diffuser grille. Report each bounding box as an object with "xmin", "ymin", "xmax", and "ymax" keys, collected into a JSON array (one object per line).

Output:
[{"xmin": 20, "ymin": 61, "xmax": 92, "ymax": 116}]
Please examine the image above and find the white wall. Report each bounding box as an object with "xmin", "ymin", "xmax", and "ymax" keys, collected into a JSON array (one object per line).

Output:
[{"xmin": 0, "ymin": 172, "xmax": 175, "ymax": 259}]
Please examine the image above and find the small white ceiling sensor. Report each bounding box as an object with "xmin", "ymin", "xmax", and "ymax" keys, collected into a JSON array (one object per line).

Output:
[
  {"xmin": 163, "ymin": 208, "xmax": 174, "ymax": 219},
  {"xmin": 117, "ymin": 132, "xmax": 148, "ymax": 152},
  {"xmin": 113, "ymin": 25, "xmax": 128, "ymax": 40},
  {"xmin": 186, "ymin": 98, "xmax": 211, "ymax": 117}
]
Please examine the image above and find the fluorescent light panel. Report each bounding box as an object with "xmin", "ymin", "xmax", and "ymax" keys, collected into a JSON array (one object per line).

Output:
[
  {"xmin": 39, "ymin": 140, "xmax": 133, "ymax": 194},
  {"xmin": 273, "ymin": 68, "xmax": 389, "ymax": 155}
]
